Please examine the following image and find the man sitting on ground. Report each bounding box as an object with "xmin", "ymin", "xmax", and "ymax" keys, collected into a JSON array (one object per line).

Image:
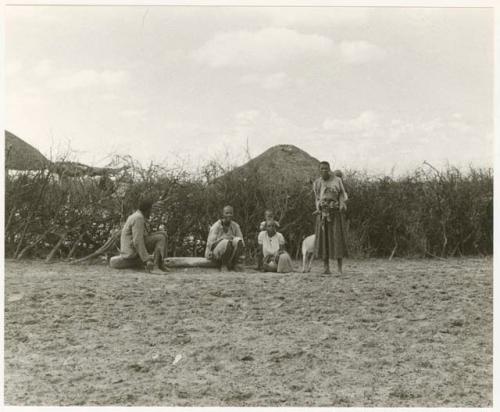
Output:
[
  {"xmin": 258, "ymin": 220, "xmax": 293, "ymax": 273},
  {"xmin": 205, "ymin": 205, "xmax": 245, "ymax": 270},
  {"xmin": 110, "ymin": 197, "xmax": 168, "ymax": 272}
]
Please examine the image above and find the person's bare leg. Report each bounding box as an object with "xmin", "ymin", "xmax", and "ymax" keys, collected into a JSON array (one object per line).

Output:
[
  {"xmin": 228, "ymin": 239, "xmax": 243, "ymax": 270},
  {"xmin": 337, "ymin": 258, "xmax": 343, "ymax": 275},
  {"xmin": 257, "ymin": 248, "xmax": 263, "ymax": 271},
  {"xmin": 155, "ymin": 234, "xmax": 168, "ymax": 272},
  {"xmin": 161, "ymin": 232, "xmax": 168, "ymax": 262},
  {"xmin": 322, "ymin": 223, "xmax": 331, "ymax": 274},
  {"xmin": 155, "ymin": 252, "xmax": 168, "ymax": 272},
  {"xmin": 146, "ymin": 232, "xmax": 169, "ymax": 272},
  {"xmin": 323, "ymin": 258, "xmax": 331, "ymax": 275},
  {"xmin": 221, "ymin": 241, "xmax": 233, "ymax": 271}
]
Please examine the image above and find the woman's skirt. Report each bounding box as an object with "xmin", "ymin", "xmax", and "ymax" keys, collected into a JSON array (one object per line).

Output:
[
  {"xmin": 263, "ymin": 252, "xmax": 294, "ymax": 273},
  {"xmin": 313, "ymin": 211, "xmax": 348, "ymax": 259}
]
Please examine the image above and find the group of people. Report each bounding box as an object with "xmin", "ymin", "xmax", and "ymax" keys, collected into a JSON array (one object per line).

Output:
[
  {"xmin": 110, "ymin": 160, "xmax": 348, "ymax": 274},
  {"xmin": 203, "ymin": 206, "xmax": 294, "ymax": 273}
]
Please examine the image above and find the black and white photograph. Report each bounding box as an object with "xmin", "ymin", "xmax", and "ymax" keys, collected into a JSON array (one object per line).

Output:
[{"xmin": 2, "ymin": 0, "xmax": 495, "ymax": 408}]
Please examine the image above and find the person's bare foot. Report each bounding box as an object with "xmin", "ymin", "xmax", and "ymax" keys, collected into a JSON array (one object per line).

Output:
[
  {"xmin": 229, "ymin": 241, "xmax": 243, "ymax": 269},
  {"xmin": 157, "ymin": 265, "xmax": 169, "ymax": 273},
  {"xmin": 323, "ymin": 261, "xmax": 331, "ymax": 275},
  {"xmin": 153, "ymin": 251, "xmax": 169, "ymax": 273},
  {"xmin": 233, "ymin": 263, "xmax": 244, "ymax": 272},
  {"xmin": 156, "ymin": 257, "xmax": 169, "ymax": 272},
  {"xmin": 145, "ymin": 261, "xmax": 154, "ymax": 273}
]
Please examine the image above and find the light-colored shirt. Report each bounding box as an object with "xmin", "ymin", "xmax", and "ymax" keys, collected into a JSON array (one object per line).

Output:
[
  {"xmin": 120, "ymin": 210, "xmax": 150, "ymax": 262},
  {"xmin": 258, "ymin": 231, "xmax": 285, "ymax": 258},
  {"xmin": 313, "ymin": 173, "xmax": 348, "ymax": 210},
  {"xmin": 205, "ymin": 220, "xmax": 244, "ymax": 258}
]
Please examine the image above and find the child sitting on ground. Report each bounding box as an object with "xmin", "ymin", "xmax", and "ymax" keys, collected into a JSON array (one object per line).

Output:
[{"xmin": 257, "ymin": 210, "xmax": 280, "ymax": 270}]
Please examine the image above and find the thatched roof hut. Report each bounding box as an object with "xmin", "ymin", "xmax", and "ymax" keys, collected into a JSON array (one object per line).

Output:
[
  {"xmin": 5, "ymin": 130, "xmax": 50, "ymax": 170},
  {"xmin": 5, "ymin": 130, "xmax": 128, "ymax": 177},
  {"xmin": 216, "ymin": 144, "xmax": 321, "ymax": 186}
]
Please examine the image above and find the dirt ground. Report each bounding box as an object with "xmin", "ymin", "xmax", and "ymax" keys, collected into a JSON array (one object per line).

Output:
[{"xmin": 4, "ymin": 257, "xmax": 492, "ymax": 407}]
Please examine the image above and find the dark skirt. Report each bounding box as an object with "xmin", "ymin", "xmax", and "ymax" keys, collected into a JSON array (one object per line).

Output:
[{"xmin": 314, "ymin": 210, "xmax": 348, "ymax": 259}]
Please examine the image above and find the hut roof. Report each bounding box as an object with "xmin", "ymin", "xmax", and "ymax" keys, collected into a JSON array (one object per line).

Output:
[
  {"xmin": 5, "ymin": 130, "xmax": 51, "ymax": 170},
  {"xmin": 5, "ymin": 130, "xmax": 127, "ymax": 176},
  {"xmin": 218, "ymin": 144, "xmax": 320, "ymax": 186}
]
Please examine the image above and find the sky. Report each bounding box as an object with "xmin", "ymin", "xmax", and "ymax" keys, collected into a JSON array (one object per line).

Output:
[{"xmin": 4, "ymin": 5, "xmax": 494, "ymax": 174}]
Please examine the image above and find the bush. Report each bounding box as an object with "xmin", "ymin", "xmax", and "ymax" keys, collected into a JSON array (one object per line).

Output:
[{"xmin": 5, "ymin": 154, "xmax": 493, "ymax": 261}]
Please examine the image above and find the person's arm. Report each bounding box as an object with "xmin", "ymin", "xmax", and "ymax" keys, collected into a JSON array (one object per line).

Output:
[
  {"xmin": 235, "ymin": 223, "xmax": 245, "ymax": 246},
  {"xmin": 259, "ymin": 244, "xmax": 266, "ymax": 271},
  {"xmin": 313, "ymin": 179, "xmax": 321, "ymax": 212},
  {"xmin": 339, "ymin": 178, "xmax": 348, "ymax": 210},
  {"xmin": 277, "ymin": 233, "xmax": 286, "ymax": 254},
  {"xmin": 205, "ymin": 223, "xmax": 219, "ymax": 258},
  {"xmin": 257, "ymin": 231, "xmax": 265, "ymax": 271},
  {"xmin": 132, "ymin": 215, "xmax": 151, "ymax": 263}
]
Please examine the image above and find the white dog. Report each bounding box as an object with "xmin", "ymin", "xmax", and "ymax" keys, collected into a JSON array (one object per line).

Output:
[{"xmin": 301, "ymin": 234, "xmax": 316, "ymax": 273}]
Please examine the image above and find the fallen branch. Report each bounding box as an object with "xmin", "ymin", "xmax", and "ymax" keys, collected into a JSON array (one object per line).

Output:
[
  {"xmin": 425, "ymin": 251, "xmax": 447, "ymax": 261},
  {"xmin": 45, "ymin": 232, "xmax": 67, "ymax": 263},
  {"xmin": 389, "ymin": 243, "xmax": 398, "ymax": 260},
  {"xmin": 5, "ymin": 207, "xmax": 16, "ymax": 234},
  {"xmin": 70, "ymin": 230, "xmax": 120, "ymax": 265},
  {"xmin": 13, "ymin": 219, "xmax": 32, "ymax": 259},
  {"xmin": 451, "ymin": 231, "xmax": 474, "ymax": 257},
  {"xmin": 67, "ymin": 232, "xmax": 85, "ymax": 259},
  {"xmin": 16, "ymin": 227, "xmax": 55, "ymax": 259}
]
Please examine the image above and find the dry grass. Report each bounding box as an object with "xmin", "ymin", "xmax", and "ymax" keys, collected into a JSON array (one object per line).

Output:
[{"xmin": 4, "ymin": 257, "xmax": 492, "ymax": 406}]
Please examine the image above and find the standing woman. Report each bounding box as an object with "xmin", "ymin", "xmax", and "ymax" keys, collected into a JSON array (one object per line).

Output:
[{"xmin": 313, "ymin": 161, "xmax": 348, "ymax": 274}]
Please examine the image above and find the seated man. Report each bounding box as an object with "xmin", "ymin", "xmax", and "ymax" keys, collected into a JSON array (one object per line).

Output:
[
  {"xmin": 258, "ymin": 220, "xmax": 294, "ymax": 273},
  {"xmin": 205, "ymin": 205, "xmax": 245, "ymax": 270},
  {"xmin": 110, "ymin": 197, "xmax": 168, "ymax": 272}
]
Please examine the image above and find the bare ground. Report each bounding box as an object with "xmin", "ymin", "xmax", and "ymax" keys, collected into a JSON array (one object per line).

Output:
[{"xmin": 4, "ymin": 257, "xmax": 492, "ymax": 406}]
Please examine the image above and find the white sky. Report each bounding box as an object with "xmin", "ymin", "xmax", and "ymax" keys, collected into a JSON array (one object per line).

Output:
[{"xmin": 4, "ymin": 5, "xmax": 494, "ymax": 174}]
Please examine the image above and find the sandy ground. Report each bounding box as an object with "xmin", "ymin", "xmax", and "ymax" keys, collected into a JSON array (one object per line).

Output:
[{"xmin": 4, "ymin": 257, "xmax": 492, "ymax": 407}]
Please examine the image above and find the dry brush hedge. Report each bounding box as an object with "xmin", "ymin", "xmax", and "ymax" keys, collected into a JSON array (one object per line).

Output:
[{"xmin": 5, "ymin": 158, "xmax": 493, "ymax": 262}]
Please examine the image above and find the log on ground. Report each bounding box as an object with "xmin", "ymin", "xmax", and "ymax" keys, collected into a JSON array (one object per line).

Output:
[{"xmin": 164, "ymin": 257, "xmax": 218, "ymax": 268}]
